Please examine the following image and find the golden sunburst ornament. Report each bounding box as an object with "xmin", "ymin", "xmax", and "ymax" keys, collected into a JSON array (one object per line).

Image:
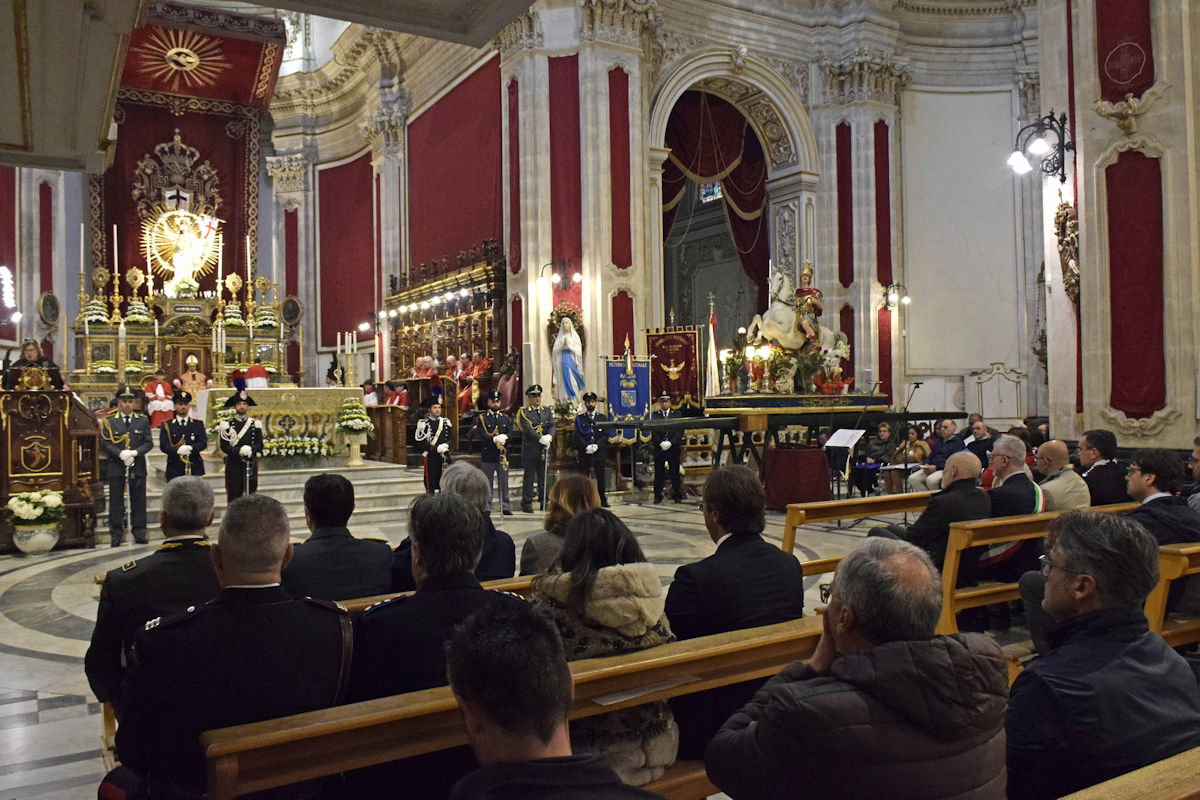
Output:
[{"xmin": 134, "ymin": 27, "xmax": 231, "ymax": 92}]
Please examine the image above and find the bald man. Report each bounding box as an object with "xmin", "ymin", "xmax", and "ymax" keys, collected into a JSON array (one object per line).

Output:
[
  {"xmin": 869, "ymin": 451, "xmax": 990, "ymax": 568},
  {"xmin": 1035, "ymin": 440, "xmax": 1092, "ymax": 512}
]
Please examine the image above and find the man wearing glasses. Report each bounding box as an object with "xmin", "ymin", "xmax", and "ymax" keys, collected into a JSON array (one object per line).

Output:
[
  {"xmin": 1007, "ymin": 511, "xmax": 1200, "ymax": 799},
  {"xmin": 1076, "ymin": 428, "xmax": 1130, "ymax": 505}
]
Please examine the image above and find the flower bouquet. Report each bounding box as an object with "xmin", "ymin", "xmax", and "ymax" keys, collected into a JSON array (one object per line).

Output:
[
  {"xmin": 262, "ymin": 435, "xmax": 334, "ymax": 458},
  {"xmin": 253, "ymin": 305, "xmax": 279, "ymax": 330},
  {"xmin": 7, "ymin": 490, "xmax": 65, "ymax": 526},
  {"xmin": 124, "ymin": 300, "xmax": 152, "ymax": 325},
  {"xmin": 92, "ymin": 359, "xmax": 117, "ymax": 374},
  {"xmin": 170, "ymin": 277, "xmax": 199, "ymax": 299},
  {"xmin": 124, "ymin": 364, "xmax": 144, "ymax": 375},
  {"xmin": 84, "ymin": 299, "xmax": 111, "ymax": 324},
  {"xmin": 336, "ymin": 398, "xmax": 374, "ymax": 438},
  {"xmin": 222, "ymin": 305, "xmax": 247, "ymax": 327}
]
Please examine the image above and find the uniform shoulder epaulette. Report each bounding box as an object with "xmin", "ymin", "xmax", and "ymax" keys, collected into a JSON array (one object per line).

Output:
[
  {"xmin": 492, "ymin": 590, "xmax": 527, "ymax": 601},
  {"xmin": 143, "ymin": 603, "xmax": 202, "ymax": 632},
  {"xmin": 120, "ymin": 560, "xmax": 138, "ymax": 572},
  {"xmin": 362, "ymin": 594, "xmax": 406, "ymax": 614},
  {"xmin": 252, "ymin": 418, "xmax": 263, "ymax": 428},
  {"xmin": 303, "ymin": 596, "xmax": 349, "ymax": 614}
]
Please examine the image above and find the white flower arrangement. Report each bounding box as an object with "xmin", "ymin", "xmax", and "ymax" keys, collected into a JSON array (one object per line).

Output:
[
  {"xmin": 222, "ymin": 305, "xmax": 247, "ymax": 327},
  {"xmin": 84, "ymin": 299, "xmax": 110, "ymax": 324},
  {"xmin": 7, "ymin": 490, "xmax": 65, "ymax": 526},
  {"xmin": 124, "ymin": 300, "xmax": 151, "ymax": 325},
  {"xmin": 254, "ymin": 306, "xmax": 279, "ymax": 329},
  {"xmin": 170, "ymin": 277, "xmax": 199, "ymax": 299},
  {"xmin": 261, "ymin": 436, "xmax": 333, "ymax": 458},
  {"xmin": 263, "ymin": 362, "xmax": 278, "ymax": 374},
  {"xmin": 92, "ymin": 360, "xmax": 116, "ymax": 374},
  {"xmin": 123, "ymin": 364, "xmax": 144, "ymax": 374},
  {"xmin": 335, "ymin": 398, "xmax": 375, "ymax": 437}
]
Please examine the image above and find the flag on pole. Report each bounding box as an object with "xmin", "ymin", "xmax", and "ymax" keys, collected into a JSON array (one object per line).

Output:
[{"xmin": 705, "ymin": 295, "xmax": 722, "ymax": 398}]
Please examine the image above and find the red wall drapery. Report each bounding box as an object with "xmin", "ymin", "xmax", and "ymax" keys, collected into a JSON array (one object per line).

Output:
[
  {"xmin": 873, "ymin": 121, "xmax": 892, "ymax": 287},
  {"xmin": 609, "ymin": 69, "xmax": 632, "ymax": 269},
  {"xmin": 662, "ymin": 91, "xmax": 769, "ymax": 309},
  {"xmin": 549, "ymin": 55, "xmax": 583, "ymax": 308},
  {"xmin": 408, "ymin": 59, "xmax": 502, "ymax": 267},
  {"xmin": 0, "ymin": 166, "xmax": 15, "ymax": 342},
  {"xmin": 836, "ymin": 122, "xmax": 853, "ymax": 289},
  {"xmin": 318, "ymin": 153, "xmax": 374, "ymax": 349},
  {"xmin": 612, "ymin": 290, "xmax": 635, "ymax": 355},
  {"xmin": 39, "ymin": 183, "xmax": 53, "ymax": 359},
  {"xmin": 284, "ymin": 208, "xmax": 299, "ymax": 381},
  {"xmin": 510, "ymin": 296, "xmax": 523, "ymax": 394},
  {"xmin": 1106, "ymin": 151, "xmax": 1164, "ymax": 418},
  {"xmin": 840, "ymin": 305, "xmax": 855, "ymax": 379},
  {"xmin": 507, "ymin": 79, "xmax": 521, "ymax": 273},
  {"xmin": 877, "ymin": 307, "xmax": 893, "ymax": 404},
  {"xmin": 1095, "ymin": 0, "xmax": 1154, "ymax": 103}
]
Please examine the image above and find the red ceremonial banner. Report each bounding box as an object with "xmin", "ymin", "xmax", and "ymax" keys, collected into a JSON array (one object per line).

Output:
[
  {"xmin": 1095, "ymin": 0, "xmax": 1154, "ymax": 103},
  {"xmin": 647, "ymin": 328, "xmax": 700, "ymax": 401}
]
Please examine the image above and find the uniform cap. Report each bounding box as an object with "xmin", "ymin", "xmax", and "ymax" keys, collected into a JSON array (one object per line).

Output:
[
  {"xmin": 582, "ymin": 391, "xmax": 598, "ymax": 402},
  {"xmin": 525, "ymin": 385, "xmax": 543, "ymax": 396}
]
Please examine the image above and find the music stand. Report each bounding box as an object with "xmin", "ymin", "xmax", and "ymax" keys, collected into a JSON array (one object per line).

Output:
[{"xmin": 824, "ymin": 428, "xmax": 865, "ymax": 500}]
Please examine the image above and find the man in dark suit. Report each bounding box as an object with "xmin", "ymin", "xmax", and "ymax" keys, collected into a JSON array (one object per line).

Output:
[
  {"xmin": 869, "ymin": 451, "xmax": 989, "ymax": 568},
  {"xmin": 217, "ymin": 383, "xmax": 263, "ymax": 503},
  {"xmin": 281, "ymin": 473, "xmax": 393, "ymax": 601},
  {"xmin": 114, "ymin": 495, "xmax": 352, "ymax": 799},
  {"xmin": 573, "ymin": 391, "xmax": 609, "ymax": 507},
  {"xmin": 664, "ymin": 464, "xmax": 806, "ymax": 758},
  {"xmin": 158, "ymin": 390, "xmax": 206, "ymax": 481},
  {"xmin": 973, "ymin": 434, "xmax": 1045, "ymax": 585},
  {"xmin": 85, "ymin": 477, "xmax": 219, "ymax": 711},
  {"xmin": 1078, "ymin": 428, "xmax": 1130, "ymax": 505},
  {"xmin": 651, "ymin": 391, "xmax": 683, "ymax": 503},
  {"xmin": 100, "ymin": 387, "xmax": 153, "ymax": 546}
]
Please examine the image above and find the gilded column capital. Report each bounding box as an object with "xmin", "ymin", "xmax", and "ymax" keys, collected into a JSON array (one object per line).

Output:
[
  {"xmin": 819, "ymin": 51, "xmax": 910, "ymax": 107},
  {"xmin": 265, "ymin": 152, "xmax": 313, "ymax": 194}
]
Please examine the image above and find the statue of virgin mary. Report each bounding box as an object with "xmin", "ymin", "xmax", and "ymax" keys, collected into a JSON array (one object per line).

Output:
[{"xmin": 552, "ymin": 317, "xmax": 585, "ymax": 401}]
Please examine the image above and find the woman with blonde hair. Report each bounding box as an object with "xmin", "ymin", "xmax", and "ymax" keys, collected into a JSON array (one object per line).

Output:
[{"xmin": 520, "ymin": 474, "xmax": 600, "ymax": 575}]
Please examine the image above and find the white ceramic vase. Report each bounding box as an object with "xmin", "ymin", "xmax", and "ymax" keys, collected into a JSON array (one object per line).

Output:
[{"xmin": 12, "ymin": 523, "xmax": 60, "ymax": 556}]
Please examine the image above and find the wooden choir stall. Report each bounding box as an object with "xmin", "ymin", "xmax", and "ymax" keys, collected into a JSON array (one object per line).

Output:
[{"xmin": 0, "ymin": 368, "xmax": 103, "ymax": 551}]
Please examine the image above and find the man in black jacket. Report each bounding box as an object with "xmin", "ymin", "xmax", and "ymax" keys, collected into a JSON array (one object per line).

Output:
[
  {"xmin": 651, "ymin": 391, "xmax": 683, "ymax": 503},
  {"xmin": 158, "ymin": 390, "xmax": 207, "ymax": 481},
  {"xmin": 100, "ymin": 387, "xmax": 153, "ymax": 546},
  {"xmin": 573, "ymin": 392, "xmax": 609, "ymax": 507},
  {"xmin": 1078, "ymin": 428, "xmax": 1130, "ymax": 505},
  {"xmin": 665, "ymin": 465, "xmax": 805, "ymax": 758},
  {"xmin": 973, "ymin": 434, "xmax": 1045, "ymax": 585},
  {"xmin": 1007, "ymin": 511, "xmax": 1200, "ymax": 799},
  {"xmin": 85, "ymin": 477, "xmax": 219, "ymax": 711},
  {"xmin": 281, "ymin": 473, "xmax": 393, "ymax": 601},
  {"xmin": 114, "ymin": 495, "xmax": 351, "ymax": 799},
  {"xmin": 869, "ymin": 451, "xmax": 989, "ymax": 568}
]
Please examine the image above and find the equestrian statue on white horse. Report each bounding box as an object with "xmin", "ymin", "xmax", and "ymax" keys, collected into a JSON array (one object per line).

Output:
[{"xmin": 746, "ymin": 261, "xmax": 846, "ymax": 354}]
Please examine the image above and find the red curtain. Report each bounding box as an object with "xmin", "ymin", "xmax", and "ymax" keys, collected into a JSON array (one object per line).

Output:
[
  {"xmin": 609, "ymin": 69, "xmax": 632, "ymax": 269},
  {"xmin": 1107, "ymin": 151, "xmax": 1164, "ymax": 418},
  {"xmin": 612, "ymin": 290, "xmax": 634, "ymax": 354},
  {"xmin": 507, "ymin": 79, "xmax": 521, "ymax": 273},
  {"xmin": 840, "ymin": 305, "xmax": 855, "ymax": 378},
  {"xmin": 549, "ymin": 56, "xmax": 582, "ymax": 308},
  {"xmin": 284, "ymin": 208, "xmax": 299, "ymax": 381},
  {"xmin": 663, "ymin": 91, "xmax": 769, "ymax": 309},
  {"xmin": 0, "ymin": 166, "xmax": 16, "ymax": 342},
  {"xmin": 873, "ymin": 121, "xmax": 892, "ymax": 287},
  {"xmin": 877, "ymin": 307, "xmax": 893, "ymax": 404},
  {"xmin": 1095, "ymin": 0, "xmax": 1154, "ymax": 103},
  {"xmin": 318, "ymin": 154, "xmax": 374, "ymax": 348},
  {"xmin": 408, "ymin": 59, "xmax": 502, "ymax": 266},
  {"xmin": 836, "ymin": 122, "xmax": 853, "ymax": 289}
]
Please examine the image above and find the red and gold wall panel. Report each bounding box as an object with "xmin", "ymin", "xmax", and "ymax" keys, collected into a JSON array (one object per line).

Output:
[{"xmin": 318, "ymin": 153, "xmax": 374, "ymax": 349}]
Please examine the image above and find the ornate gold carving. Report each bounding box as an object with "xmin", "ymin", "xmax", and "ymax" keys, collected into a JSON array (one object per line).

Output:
[
  {"xmin": 1053, "ymin": 201, "xmax": 1079, "ymax": 306},
  {"xmin": 132, "ymin": 130, "xmax": 223, "ymax": 221},
  {"xmin": 132, "ymin": 27, "xmax": 232, "ymax": 92}
]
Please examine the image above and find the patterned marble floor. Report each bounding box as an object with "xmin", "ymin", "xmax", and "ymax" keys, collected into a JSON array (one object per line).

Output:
[{"xmin": 0, "ymin": 480, "xmax": 899, "ymax": 799}]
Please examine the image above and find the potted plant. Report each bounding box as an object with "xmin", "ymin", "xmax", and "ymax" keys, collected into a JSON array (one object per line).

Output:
[
  {"xmin": 336, "ymin": 398, "xmax": 375, "ymax": 466},
  {"xmin": 7, "ymin": 490, "xmax": 65, "ymax": 555}
]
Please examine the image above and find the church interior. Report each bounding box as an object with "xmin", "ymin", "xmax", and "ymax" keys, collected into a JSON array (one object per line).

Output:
[{"xmin": 0, "ymin": 0, "xmax": 1198, "ymax": 797}]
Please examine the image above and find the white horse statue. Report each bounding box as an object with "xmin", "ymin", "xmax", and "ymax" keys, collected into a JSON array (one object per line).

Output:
[{"xmin": 746, "ymin": 266, "xmax": 845, "ymax": 353}]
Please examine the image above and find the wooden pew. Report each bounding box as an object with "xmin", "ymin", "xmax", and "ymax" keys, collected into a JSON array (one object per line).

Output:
[
  {"xmin": 1060, "ymin": 745, "xmax": 1200, "ymax": 799},
  {"xmin": 781, "ymin": 491, "xmax": 934, "ymax": 553},
  {"xmin": 201, "ymin": 616, "xmax": 822, "ymax": 800},
  {"xmin": 1144, "ymin": 542, "xmax": 1200, "ymax": 648},
  {"xmin": 340, "ymin": 575, "xmax": 535, "ymax": 613},
  {"xmin": 936, "ymin": 502, "xmax": 1137, "ymax": 635}
]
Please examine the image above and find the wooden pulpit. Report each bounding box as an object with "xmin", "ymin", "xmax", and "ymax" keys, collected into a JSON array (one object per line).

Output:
[{"xmin": 0, "ymin": 390, "xmax": 102, "ymax": 551}]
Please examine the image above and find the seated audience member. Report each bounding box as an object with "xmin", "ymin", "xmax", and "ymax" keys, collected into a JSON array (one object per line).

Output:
[
  {"xmin": 851, "ymin": 422, "xmax": 892, "ymax": 496},
  {"xmin": 113, "ymin": 495, "xmax": 351, "ymax": 798},
  {"xmin": 1007, "ymin": 512, "xmax": 1200, "ymax": 799},
  {"xmin": 521, "ymin": 475, "xmax": 601, "ymax": 575},
  {"xmin": 362, "ymin": 380, "xmax": 380, "ymax": 406},
  {"xmin": 531, "ymin": 509, "xmax": 678, "ymax": 785},
  {"xmin": 392, "ymin": 462, "xmax": 516, "ymax": 591},
  {"xmin": 85, "ymin": 477, "xmax": 219, "ymax": 710},
  {"xmin": 883, "ymin": 425, "xmax": 930, "ymax": 494},
  {"xmin": 665, "ymin": 465, "xmax": 805, "ymax": 759},
  {"xmin": 352, "ymin": 493, "xmax": 524, "ymax": 700},
  {"xmin": 383, "ymin": 379, "xmax": 410, "ymax": 408},
  {"xmin": 445, "ymin": 603, "xmax": 664, "ymax": 800},
  {"xmin": 963, "ymin": 417, "xmax": 998, "ymax": 466},
  {"xmin": 1077, "ymin": 428, "xmax": 1130, "ymax": 505},
  {"xmin": 869, "ymin": 451, "xmax": 988, "ymax": 568},
  {"xmin": 281, "ymin": 473, "xmax": 393, "ymax": 601},
  {"xmin": 981, "ymin": 427, "xmax": 1036, "ymax": 489},
  {"xmin": 1035, "ymin": 440, "xmax": 1092, "ymax": 511},
  {"xmin": 965, "ymin": 412, "xmax": 999, "ymax": 439},
  {"xmin": 706, "ymin": 538, "xmax": 1008, "ymax": 799},
  {"xmin": 1188, "ymin": 436, "xmax": 1200, "ymax": 515},
  {"xmin": 972, "ymin": 434, "xmax": 1045, "ymax": 585},
  {"xmin": 907, "ymin": 419, "xmax": 964, "ymax": 492}
]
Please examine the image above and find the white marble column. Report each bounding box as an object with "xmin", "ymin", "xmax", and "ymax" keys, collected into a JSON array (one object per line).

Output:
[{"xmin": 265, "ymin": 151, "xmax": 316, "ymax": 384}]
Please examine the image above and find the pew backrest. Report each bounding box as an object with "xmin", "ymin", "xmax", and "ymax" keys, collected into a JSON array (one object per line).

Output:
[
  {"xmin": 1059, "ymin": 745, "xmax": 1200, "ymax": 799},
  {"xmin": 341, "ymin": 575, "xmax": 535, "ymax": 613},
  {"xmin": 1144, "ymin": 542, "xmax": 1200, "ymax": 648},
  {"xmin": 200, "ymin": 616, "xmax": 823, "ymax": 800},
  {"xmin": 781, "ymin": 491, "xmax": 934, "ymax": 553}
]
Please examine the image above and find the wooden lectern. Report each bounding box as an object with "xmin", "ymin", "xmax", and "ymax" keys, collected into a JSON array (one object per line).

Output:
[{"xmin": 0, "ymin": 378, "xmax": 103, "ymax": 551}]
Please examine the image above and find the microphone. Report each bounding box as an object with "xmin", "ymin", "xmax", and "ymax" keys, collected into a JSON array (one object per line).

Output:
[{"xmin": 912, "ymin": 381, "xmax": 924, "ymax": 387}]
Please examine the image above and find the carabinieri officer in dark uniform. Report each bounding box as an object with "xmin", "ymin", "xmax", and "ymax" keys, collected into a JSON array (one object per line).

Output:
[
  {"xmin": 218, "ymin": 381, "xmax": 263, "ymax": 503},
  {"xmin": 159, "ymin": 390, "xmax": 207, "ymax": 481},
  {"xmin": 416, "ymin": 394, "xmax": 453, "ymax": 493},
  {"xmin": 100, "ymin": 387, "xmax": 152, "ymax": 545},
  {"xmin": 651, "ymin": 390, "xmax": 684, "ymax": 504},
  {"xmin": 573, "ymin": 391, "xmax": 610, "ymax": 507},
  {"xmin": 474, "ymin": 390, "xmax": 512, "ymax": 514}
]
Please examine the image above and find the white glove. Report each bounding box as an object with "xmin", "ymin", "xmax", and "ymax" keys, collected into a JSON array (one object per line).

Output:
[
  {"xmin": 177, "ymin": 445, "xmax": 192, "ymax": 457},
  {"xmin": 120, "ymin": 449, "xmax": 136, "ymax": 465},
  {"xmin": 539, "ymin": 434, "xmax": 552, "ymax": 447},
  {"xmin": 660, "ymin": 440, "xmax": 672, "ymax": 451},
  {"xmin": 436, "ymin": 443, "xmax": 449, "ymax": 454},
  {"xmin": 493, "ymin": 434, "xmax": 507, "ymax": 446},
  {"xmin": 239, "ymin": 445, "xmax": 252, "ymax": 458},
  {"xmin": 586, "ymin": 444, "xmax": 598, "ymax": 454}
]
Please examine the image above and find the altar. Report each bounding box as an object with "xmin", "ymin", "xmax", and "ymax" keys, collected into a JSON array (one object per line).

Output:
[{"xmin": 199, "ymin": 387, "xmax": 360, "ymax": 441}]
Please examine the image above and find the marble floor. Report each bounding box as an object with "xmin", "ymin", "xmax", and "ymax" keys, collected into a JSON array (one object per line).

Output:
[{"xmin": 0, "ymin": 481, "xmax": 901, "ymax": 799}]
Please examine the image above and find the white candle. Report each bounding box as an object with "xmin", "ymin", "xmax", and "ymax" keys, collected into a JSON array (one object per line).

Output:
[
  {"xmin": 337, "ymin": 331, "xmax": 342, "ymax": 356},
  {"xmin": 245, "ymin": 234, "xmax": 252, "ymax": 282},
  {"xmin": 154, "ymin": 317, "xmax": 159, "ymax": 337},
  {"xmin": 112, "ymin": 224, "xmax": 119, "ymax": 281},
  {"xmin": 217, "ymin": 239, "xmax": 223, "ymax": 299},
  {"xmin": 79, "ymin": 223, "xmax": 85, "ymax": 277},
  {"xmin": 272, "ymin": 230, "xmax": 278, "ymax": 286},
  {"xmin": 84, "ymin": 318, "xmax": 89, "ymax": 337}
]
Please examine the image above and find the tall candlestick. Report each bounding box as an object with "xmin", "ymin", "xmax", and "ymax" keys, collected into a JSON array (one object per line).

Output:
[
  {"xmin": 112, "ymin": 224, "xmax": 119, "ymax": 280},
  {"xmin": 272, "ymin": 229, "xmax": 278, "ymax": 285},
  {"xmin": 245, "ymin": 234, "xmax": 252, "ymax": 282},
  {"xmin": 79, "ymin": 223, "xmax": 85, "ymax": 278},
  {"xmin": 217, "ymin": 240, "xmax": 223, "ymax": 298}
]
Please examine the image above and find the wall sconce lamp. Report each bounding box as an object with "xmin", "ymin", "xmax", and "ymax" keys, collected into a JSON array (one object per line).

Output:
[
  {"xmin": 1007, "ymin": 110, "xmax": 1074, "ymax": 183},
  {"xmin": 883, "ymin": 282, "xmax": 911, "ymax": 309},
  {"xmin": 538, "ymin": 260, "xmax": 582, "ymax": 287}
]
